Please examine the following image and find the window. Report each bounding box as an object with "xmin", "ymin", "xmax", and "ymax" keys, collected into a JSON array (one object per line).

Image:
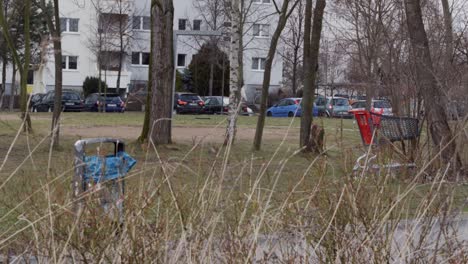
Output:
[
  {"xmin": 253, "ymin": 24, "xmax": 269, "ymax": 37},
  {"xmin": 374, "ymin": 101, "xmax": 391, "ymax": 108},
  {"xmin": 141, "ymin": 52, "xmax": 150, "ymax": 65},
  {"xmin": 315, "ymin": 97, "xmax": 326, "ymax": 106},
  {"xmin": 62, "ymin": 56, "xmax": 78, "ymax": 70},
  {"xmin": 142, "ymin": 16, "xmax": 150, "ymax": 30},
  {"xmin": 27, "ymin": 70, "xmax": 34, "ymax": 85},
  {"xmin": 278, "ymin": 100, "xmax": 288, "ymax": 107},
  {"xmin": 69, "ymin": 19, "xmax": 79, "ymax": 32},
  {"xmin": 99, "ymin": 13, "xmax": 128, "ymax": 33},
  {"xmin": 133, "ymin": 16, "xmax": 150, "ymax": 30},
  {"xmin": 205, "ymin": 98, "xmax": 214, "ymax": 105},
  {"xmin": 177, "ymin": 54, "xmax": 186, "ymax": 67},
  {"xmin": 332, "ymin": 98, "xmax": 349, "ymax": 106},
  {"xmin": 131, "ymin": 52, "xmax": 140, "ymax": 65},
  {"xmin": 178, "ymin": 19, "xmax": 187, "ymax": 30},
  {"xmin": 60, "ymin": 18, "xmax": 79, "ymax": 33},
  {"xmin": 68, "ymin": 56, "xmax": 78, "ymax": 69},
  {"xmin": 180, "ymin": 94, "xmax": 200, "ymax": 101},
  {"xmin": 60, "ymin": 18, "xmax": 67, "ymax": 32},
  {"xmin": 193, "ymin": 19, "xmax": 202, "ymax": 30},
  {"xmin": 132, "ymin": 16, "xmax": 141, "ymax": 30},
  {"xmin": 131, "ymin": 52, "xmax": 150, "ymax": 66},
  {"xmin": 251, "ymin": 57, "xmax": 266, "ymax": 71},
  {"xmin": 63, "ymin": 92, "xmax": 80, "ymax": 100}
]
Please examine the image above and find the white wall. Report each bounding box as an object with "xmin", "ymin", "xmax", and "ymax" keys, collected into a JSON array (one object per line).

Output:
[{"xmin": 0, "ymin": 0, "xmax": 284, "ymax": 102}]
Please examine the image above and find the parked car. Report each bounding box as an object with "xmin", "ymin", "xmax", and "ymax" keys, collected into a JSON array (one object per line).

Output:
[
  {"xmin": 174, "ymin": 93, "xmax": 205, "ymax": 114},
  {"xmin": 84, "ymin": 93, "xmax": 126, "ymax": 112},
  {"xmin": 316, "ymin": 96, "xmax": 353, "ymax": 118},
  {"xmin": 349, "ymin": 100, "xmax": 393, "ymax": 116},
  {"xmin": 266, "ymin": 98, "xmax": 319, "ymax": 117},
  {"xmin": 35, "ymin": 90, "xmax": 84, "ymax": 112},
  {"xmin": 125, "ymin": 90, "xmax": 147, "ymax": 111},
  {"xmin": 202, "ymin": 96, "xmax": 254, "ymax": 116},
  {"xmin": 30, "ymin": 93, "xmax": 46, "ymax": 112}
]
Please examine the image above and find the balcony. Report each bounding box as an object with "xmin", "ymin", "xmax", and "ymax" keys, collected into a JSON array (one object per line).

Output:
[
  {"xmin": 103, "ymin": 70, "xmax": 131, "ymax": 90},
  {"xmin": 99, "ymin": 51, "xmax": 132, "ymax": 89},
  {"xmin": 98, "ymin": 13, "xmax": 130, "ymax": 50},
  {"xmin": 98, "ymin": 1, "xmax": 133, "ymax": 15}
]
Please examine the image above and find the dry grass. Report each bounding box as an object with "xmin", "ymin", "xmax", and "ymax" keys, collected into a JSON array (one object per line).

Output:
[{"xmin": 0, "ymin": 113, "xmax": 467, "ymax": 262}]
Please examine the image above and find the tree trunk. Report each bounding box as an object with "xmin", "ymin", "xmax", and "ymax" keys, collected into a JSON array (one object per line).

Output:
[
  {"xmin": 209, "ymin": 62, "xmax": 214, "ymax": 96},
  {"xmin": 139, "ymin": 10, "xmax": 154, "ymax": 143},
  {"xmin": 253, "ymin": 0, "xmax": 297, "ymax": 151},
  {"xmin": 98, "ymin": 56, "xmax": 102, "ymax": 112},
  {"xmin": 0, "ymin": 54, "xmax": 6, "ymax": 109},
  {"xmin": 292, "ymin": 48, "xmax": 298, "ymax": 96},
  {"xmin": 9, "ymin": 61, "xmax": 15, "ymax": 112},
  {"xmin": 404, "ymin": 0, "xmax": 461, "ymax": 168},
  {"xmin": 20, "ymin": 0, "xmax": 32, "ymax": 132},
  {"xmin": 300, "ymin": 0, "xmax": 326, "ymax": 149},
  {"xmin": 149, "ymin": 0, "xmax": 174, "ymax": 145},
  {"xmin": 139, "ymin": 67, "xmax": 151, "ymax": 142},
  {"xmin": 116, "ymin": 50, "xmax": 123, "ymax": 92},
  {"xmin": 50, "ymin": 0, "xmax": 63, "ymax": 148},
  {"xmin": 441, "ymin": 0, "xmax": 453, "ymax": 65},
  {"xmin": 116, "ymin": 2, "xmax": 124, "ymax": 92},
  {"xmin": 225, "ymin": 0, "xmax": 242, "ymax": 145}
]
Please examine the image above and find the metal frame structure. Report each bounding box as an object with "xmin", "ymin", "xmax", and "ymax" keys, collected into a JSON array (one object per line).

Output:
[{"xmin": 73, "ymin": 138, "xmax": 125, "ymax": 217}]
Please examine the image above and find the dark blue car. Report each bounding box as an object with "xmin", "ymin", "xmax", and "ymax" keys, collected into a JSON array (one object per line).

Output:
[
  {"xmin": 84, "ymin": 93, "xmax": 125, "ymax": 112},
  {"xmin": 266, "ymin": 98, "xmax": 319, "ymax": 117}
]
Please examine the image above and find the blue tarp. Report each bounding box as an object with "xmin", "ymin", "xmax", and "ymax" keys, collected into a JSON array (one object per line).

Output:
[{"xmin": 83, "ymin": 152, "xmax": 136, "ymax": 183}]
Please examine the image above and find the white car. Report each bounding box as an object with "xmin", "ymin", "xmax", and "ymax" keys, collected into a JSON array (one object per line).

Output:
[{"xmin": 350, "ymin": 100, "xmax": 393, "ymax": 116}]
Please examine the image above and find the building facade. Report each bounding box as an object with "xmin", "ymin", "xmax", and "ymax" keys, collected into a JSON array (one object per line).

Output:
[{"xmin": 0, "ymin": 0, "xmax": 283, "ymax": 105}]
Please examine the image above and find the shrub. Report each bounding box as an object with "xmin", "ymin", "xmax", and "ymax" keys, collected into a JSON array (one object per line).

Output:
[{"xmin": 82, "ymin": 76, "xmax": 107, "ymax": 97}]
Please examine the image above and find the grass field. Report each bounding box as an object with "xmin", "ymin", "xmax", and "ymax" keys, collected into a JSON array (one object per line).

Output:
[{"xmin": 0, "ymin": 112, "xmax": 467, "ymax": 262}]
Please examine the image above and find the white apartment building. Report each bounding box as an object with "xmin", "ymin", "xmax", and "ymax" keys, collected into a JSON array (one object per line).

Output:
[{"xmin": 0, "ymin": 0, "xmax": 283, "ymax": 104}]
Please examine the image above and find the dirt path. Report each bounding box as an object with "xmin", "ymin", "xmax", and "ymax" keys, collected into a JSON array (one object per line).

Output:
[{"xmin": 61, "ymin": 125, "xmax": 300, "ymax": 143}]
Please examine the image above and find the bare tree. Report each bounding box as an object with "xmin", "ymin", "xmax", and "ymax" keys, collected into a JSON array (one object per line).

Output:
[
  {"xmin": 0, "ymin": 0, "xmax": 9, "ymax": 110},
  {"xmin": 192, "ymin": 0, "xmax": 227, "ymax": 96},
  {"xmin": 281, "ymin": 0, "xmax": 305, "ymax": 96},
  {"xmin": 332, "ymin": 0, "xmax": 394, "ymax": 109},
  {"xmin": 253, "ymin": 0, "xmax": 300, "ymax": 151},
  {"xmin": 149, "ymin": 0, "xmax": 174, "ymax": 144},
  {"xmin": 225, "ymin": 0, "xmax": 272, "ymax": 144},
  {"xmin": 441, "ymin": 0, "xmax": 454, "ymax": 65},
  {"xmin": 38, "ymin": 0, "xmax": 62, "ymax": 147},
  {"xmin": 299, "ymin": 0, "xmax": 326, "ymax": 150},
  {"xmin": 0, "ymin": 0, "xmax": 32, "ymax": 130},
  {"xmin": 86, "ymin": 0, "xmax": 132, "ymax": 111},
  {"xmin": 404, "ymin": 0, "xmax": 461, "ymax": 169}
]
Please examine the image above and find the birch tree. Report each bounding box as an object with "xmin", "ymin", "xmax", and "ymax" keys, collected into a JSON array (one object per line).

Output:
[{"xmin": 225, "ymin": 0, "xmax": 242, "ymax": 145}]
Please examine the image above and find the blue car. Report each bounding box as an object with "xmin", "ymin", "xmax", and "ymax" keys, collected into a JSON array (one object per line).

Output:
[
  {"xmin": 266, "ymin": 98, "xmax": 319, "ymax": 117},
  {"xmin": 84, "ymin": 93, "xmax": 126, "ymax": 112}
]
